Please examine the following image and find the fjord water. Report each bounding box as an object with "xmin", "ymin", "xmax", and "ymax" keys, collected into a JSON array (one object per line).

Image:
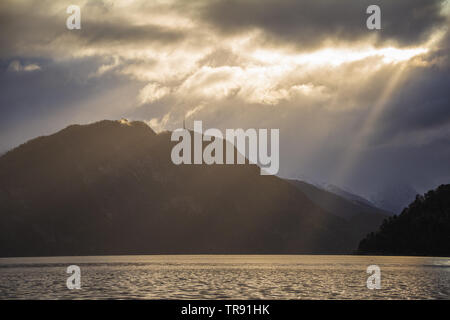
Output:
[{"xmin": 0, "ymin": 255, "xmax": 448, "ymax": 299}]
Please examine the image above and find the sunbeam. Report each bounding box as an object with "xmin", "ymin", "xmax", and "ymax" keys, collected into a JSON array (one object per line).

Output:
[{"xmin": 330, "ymin": 63, "xmax": 409, "ymax": 186}]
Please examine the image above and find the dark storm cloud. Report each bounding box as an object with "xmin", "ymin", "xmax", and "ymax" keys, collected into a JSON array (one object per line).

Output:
[
  {"xmin": 79, "ymin": 21, "xmax": 185, "ymax": 45},
  {"xmin": 369, "ymin": 34, "xmax": 450, "ymax": 145},
  {"xmin": 198, "ymin": 0, "xmax": 447, "ymax": 49},
  {"xmin": 377, "ymin": 68, "xmax": 450, "ymax": 141},
  {"xmin": 0, "ymin": 1, "xmax": 185, "ymax": 58}
]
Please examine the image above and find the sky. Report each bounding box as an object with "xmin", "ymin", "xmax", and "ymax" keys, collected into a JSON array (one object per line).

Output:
[{"xmin": 0, "ymin": 0, "xmax": 449, "ymax": 199}]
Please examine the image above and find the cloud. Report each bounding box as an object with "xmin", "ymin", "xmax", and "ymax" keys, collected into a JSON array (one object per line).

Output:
[
  {"xmin": 146, "ymin": 112, "xmax": 171, "ymax": 133},
  {"xmin": 0, "ymin": 56, "xmax": 143, "ymax": 152},
  {"xmin": 0, "ymin": 0, "xmax": 449, "ymax": 197},
  {"xmin": 139, "ymin": 83, "xmax": 171, "ymax": 104},
  {"xmin": 7, "ymin": 60, "xmax": 41, "ymax": 72},
  {"xmin": 198, "ymin": 0, "xmax": 447, "ymax": 50},
  {"xmin": 0, "ymin": 0, "xmax": 187, "ymax": 60},
  {"xmin": 372, "ymin": 63, "xmax": 450, "ymax": 146}
]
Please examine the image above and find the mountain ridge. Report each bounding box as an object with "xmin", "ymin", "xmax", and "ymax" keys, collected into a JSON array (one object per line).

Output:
[
  {"xmin": 358, "ymin": 184, "xmax": 450, "ymax": 256},
  {"xmin": 0, "ymin": 120, "xmax": 379, "ymax": 256},
  {"xmin": 286, "ymin": 179, "xmax": 387, "ymax": 240}
]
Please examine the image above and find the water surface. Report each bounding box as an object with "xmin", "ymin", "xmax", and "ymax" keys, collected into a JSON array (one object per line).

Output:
[{"xmin": 0, "ymin": 255, "xmax": 448, "ymax": 299}]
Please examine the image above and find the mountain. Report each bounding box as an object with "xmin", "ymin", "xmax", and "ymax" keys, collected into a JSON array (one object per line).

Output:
[
  {"xmin": 292, "ymin": 176, "xmax": 380, "ymax": 211},
  {"xmin": 358, "ymin": 184, "xmax": 450, "ymax": 257},
  {"xmin": 369, "ymin": 183, "xmax": 418, "ymax": 214},
  {"xmin": 322, "ymin": 184, "xmax": 379, "ymax": 210},
  {"xmin": 0, "ymin": 120, "xmax": 375, "ymax": 257},
  {"xmin": 286, "ymin": 180, "xmax": 388, "ymax": 241}
]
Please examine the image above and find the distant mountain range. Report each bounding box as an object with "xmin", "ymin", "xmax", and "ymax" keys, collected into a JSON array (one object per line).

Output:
[
  {"xmin": 295, "ymin": 175, "xmax": 418, "ymax": 216},
  {"xmin": 286, "ymin": 180, "xmax": 388, "ymax": 237},
  {"xmin": 0, "ymin": 120, "xmax": 389, "ymax": 257},
  {"xmin": 358, "ymin": 184, "xmax": 450, "ymax": 257},
  {"xmin": 368, "ymin": 183, "xmax": 418, "ymax": 215},
  {"xmin": 321, "ymin": 184, "xmax": 378, "ymax": 210}
]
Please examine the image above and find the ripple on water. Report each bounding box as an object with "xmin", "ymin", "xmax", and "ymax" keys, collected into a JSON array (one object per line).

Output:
[{"xmin": 0, "ymin": 255, "xmax": 448, "ymax": 299}]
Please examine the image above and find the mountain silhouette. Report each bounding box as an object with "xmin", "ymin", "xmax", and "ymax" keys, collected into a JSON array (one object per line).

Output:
[
  {"xmin": 0, "ymin": 120, "xmax": 378, "ymax": 257},
  {"xmin": 286, "ymin": 179, "xmax": 388, "ymax": 239},
  {"xmin": 321, "ymin": 184, "xmax": 379, "ymax": 211},
  {"xmin": 358, "ymin": 184, "xmax": 450, "ymax": 256}
]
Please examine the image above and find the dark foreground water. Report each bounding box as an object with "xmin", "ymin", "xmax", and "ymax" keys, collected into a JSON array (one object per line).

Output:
[{"xmin": 0, "ymin": 255, "xmax": 448, "ymax": 299}]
